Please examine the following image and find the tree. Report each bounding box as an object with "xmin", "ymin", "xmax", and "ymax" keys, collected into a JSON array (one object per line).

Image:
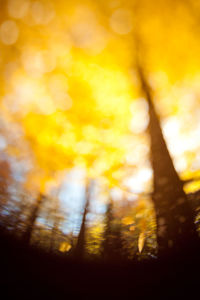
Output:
[
  {"xmin": 0, "ymin": 0, "xmax": 200, "ymax": 258},
  {"xmin": 102, "ymin": 195, "xmax": 124, "ymax": 260},
  {"xmin": 0, "ymin": 159, "xmax": 11, "ymax": 213},
  {"xmin": 74, "ymin": 180, "xmax": 91, "ymax": 259},
  {"xmin": 102, "ymin": 196, "xmax": 114, "ymax": 259},
  {"xmin": 23, "ymin": 193, "xmax": 45, "ymax": 245},
  {"xmin": 49, "ymin": 196, "xmax": 64, "ymax": 253},
  {"xmin": 137, "ymin": 64, "xmax": 199, "ymax": 256}
]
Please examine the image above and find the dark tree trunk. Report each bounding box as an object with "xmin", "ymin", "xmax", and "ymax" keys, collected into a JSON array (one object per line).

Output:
[
  {"xmin": 0, "ymin": 160, "xmax": 11, "ymax": 213},
  {"xmin": 50, "ymin": 222, "xmax": 58, "ymax": 253},
  {"xmin": 23, "ymin": 193, "xmax": 44, "ymax": 245},
  {"xmin": 102, "ymin": 197, "xmax": 114, "ymax": 259},
  {"xmin": 102, "ymin": 197, "xmax": 124, "ymax": 260},
  {"xmin": 74, "ymin": 181, "xmax": 90, "ymax": 259},
  {"xmin": 137, "ymin": 66, "xmax": 199, "ymax": 256},
  {"xmin": 49, "ymin": 196, "xmax": 60, "ymax": 253}
]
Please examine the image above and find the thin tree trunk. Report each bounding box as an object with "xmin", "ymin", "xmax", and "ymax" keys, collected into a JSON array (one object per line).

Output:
[
  {"xmin": 50, "ymin": 207, "xmax": 60, "ymax": 253},
  {"xmin": 0, "ymin": 160, "xmax": 11, "ymax": 214},
  {"xmin": 102, "ymin": 197, "xmax": 113, "ymax": 259},
  {"xmin": 50, "ymin": 220, "xmax": 58, "ymax": 252},
  {"xmin": 74, "ymin": 180, "xmax": 91, "ymax": 259},
  {"xmin": 137, "ymin": 66, "xmax": 199, "ymax": 256},
  {"xmin": 48, "ymin": 193, "xmax": 60, "ymax": 253},
  {"xmin": 23, "ymin": 193, "xmax": 44, "ymax": 245},
  {"xmin": 102, "ymin": 196, "xmax": 124, "ymax": 260}
]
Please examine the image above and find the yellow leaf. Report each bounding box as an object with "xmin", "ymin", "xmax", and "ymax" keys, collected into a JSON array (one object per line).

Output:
[
  {"xmin": 129, "ymin": 225, "xmax": 135, "ymax": 232},
  {"xmin": 121, "ymin": 216, "xmax": 133, "ymax": 225},
  {"xmin": 59, "ymin": 242, "xmax": 71, "ymax": 253},
  {"xmin": 138, "ymin": 232, "xmax": 145, "ymax": 253}
]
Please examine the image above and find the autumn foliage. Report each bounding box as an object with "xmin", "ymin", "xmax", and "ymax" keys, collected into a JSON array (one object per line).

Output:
[{"xmin": 0, "ymin": 0, "xmax": 200, "ymax": 260}]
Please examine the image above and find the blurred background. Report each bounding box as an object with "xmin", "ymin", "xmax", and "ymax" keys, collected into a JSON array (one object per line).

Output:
[{"xmin": 0, "ymin": 0, "xmax": 200, "ymax": 260}]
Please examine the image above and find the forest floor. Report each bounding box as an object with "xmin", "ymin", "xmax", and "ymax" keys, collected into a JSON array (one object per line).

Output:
[{"xmin": 0, "ymin": 229, "xmax": 199, "ymax": 300}]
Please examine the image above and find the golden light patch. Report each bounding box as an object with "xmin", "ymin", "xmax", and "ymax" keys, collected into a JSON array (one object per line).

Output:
[{"xmin": 59, "ymin": 242, "xmax": 72, "ymax": 253}]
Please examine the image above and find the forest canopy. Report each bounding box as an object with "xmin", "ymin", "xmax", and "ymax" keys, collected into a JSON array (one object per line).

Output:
[{"xmin": 0, "ymin": 0, "xmax": 200, "ymax": 259}]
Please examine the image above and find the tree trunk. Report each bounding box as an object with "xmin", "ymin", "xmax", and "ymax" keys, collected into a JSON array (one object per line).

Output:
[
  {"xmin": 137, "ymin": 66, "xmax": 199, "ymax": 256},
  {"xmin": 74, "ymin": 181, "xmax": 90, "ymax": 259},
  {"xmin": 102, "ymin": 196, "xmax": 124, "ymax": 260},
  {"xmin": 102, "ymin": 197, "xmax": 114, "ymax": 259},
  {"xmin": 49, "ymin": 195, "xmax": 60, "ymax": 253},
  {"xmin": 23, "ymin": 193, "xmax": 44, "ymax": 245},
  {"xmin": 0, "ymin": 160, "xmax": 11, "ymax": 214}
]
